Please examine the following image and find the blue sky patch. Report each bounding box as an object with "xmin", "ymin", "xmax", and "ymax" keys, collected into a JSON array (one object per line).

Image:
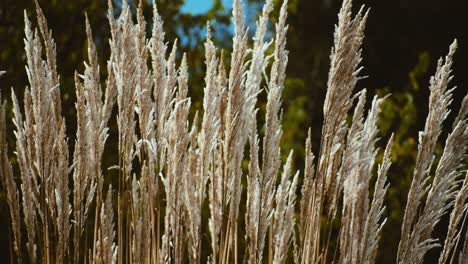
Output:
[{"xmin": 182, "ymin": 0, "xmax": 234, "ymax": 14}]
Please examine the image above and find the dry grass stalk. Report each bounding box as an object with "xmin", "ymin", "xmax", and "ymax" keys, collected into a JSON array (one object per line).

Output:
[
  {"xmin": 11, "ymin": 4, "xmax": 70, "ymax": 262},
  {"xmin": 397, "ymin": 40, "xmax": 466, "ymax": 264},
  {"xmin": 221, "ymin": 0, "xmax": 250, "ymax": 260},
  {"xmin": 208, "ymin": 51, "xmax": 227, "ymax": 264},
  {"xmin": 161, "ymin": 80, "xmax": 191, "ymax": 264},
  {"xmin": 71, "ymin": 14, "xmax": 113, "ymax": 262},
  {"xmin": 320, "ymin": 0, "xmax": 368, "ymax": 218},
  {"xmin": 439, "ymin": 170, "xmax": 468, "ymax": 264},
  {"xmin": 300, "ymin": 1, "xmax": 370, "ymax": 262},
  {"xmin": 438, "ymin": 96, "xmax": 468, "ymax": 264},
  {"xmin": 339, "ymin": 93, "xmax": 390, "ymax": 264},
  {"xmin": 80, "ymin": 11, "xmax": 118, "ymax": 264},
  {"xmin": 0, "ymin": 87, "xmax": 22, "ymax": 263},
  {"xmin": 298, "ymin": 129, "xmax": 315, "ymax": 251},
  {"xmin": 94, "ymin": 186, "xmax": 118, "ymax": 264},
  {"xmin": 246, "ymin": 111, "xmax": 262, "ymax": 263},
  {"xmin": 244, "ymin": 0, "xmax": 285, "ymax": 262},
  {"xmin": 107, "ymin": 2, "xmax": 143, "ymax": 262},
  {"xmin": 460, "ymin": 221, "xmax": 468, "ymax": 264},
  {"xmin": 182, "ymin": 25, "xmax": 221, "ymax": 264},
  {"xmin": 272, "ymin": 151, "xmax": 299, "ymax": 264},
  {"xmin": 360, "ymin": 135, "xmax": 393, "ymax": 264}
]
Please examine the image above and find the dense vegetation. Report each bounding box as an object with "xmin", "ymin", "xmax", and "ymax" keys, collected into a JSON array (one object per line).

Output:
[{"xmin": 0, "ymin": 0, "xmax": 467, "ymax": 263}]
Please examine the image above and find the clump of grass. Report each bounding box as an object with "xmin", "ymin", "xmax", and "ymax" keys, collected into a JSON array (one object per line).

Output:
[{"xmin": 0, "ymin": 0, "xmax": 466, "ymax": 263}]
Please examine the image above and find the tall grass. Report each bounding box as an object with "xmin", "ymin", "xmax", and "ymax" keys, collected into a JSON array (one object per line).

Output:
[{"xmin": 0, "ymin": 0, "xmax": 467, "ymax": 263}]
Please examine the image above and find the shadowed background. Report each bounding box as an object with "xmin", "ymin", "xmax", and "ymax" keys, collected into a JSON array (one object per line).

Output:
[{"xmin": 0, "ymin": 0, "xmax": 467, "ymax": 263}]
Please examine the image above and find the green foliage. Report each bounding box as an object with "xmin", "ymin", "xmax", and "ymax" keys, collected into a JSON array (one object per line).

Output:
[
  {"xmin": 1, "ymin": 0, "xmax": 466, "ymax": 263},
  {"xmin": 0, "ymin": 1, "xmax": 231, "ymax": 262}
]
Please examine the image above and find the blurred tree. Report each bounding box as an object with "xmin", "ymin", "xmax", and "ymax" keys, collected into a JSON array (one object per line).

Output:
[
  {"xmin": 1, "ymin": 0, "xmax": 467, "ymax": 262},
  {"xmin": 247, "ymin": 0, "xmax": 468, "ymax": 263},
  {"xmin": 0, "ymin": 0, "xmax": 231, "ymax": 124},
  {"xmin": 0, "ymin": 0, "xmax": 231, "ymax": 261},
  {"xmin": 248, "ymin": 0, "xmax": 467, "ymax": 160}
]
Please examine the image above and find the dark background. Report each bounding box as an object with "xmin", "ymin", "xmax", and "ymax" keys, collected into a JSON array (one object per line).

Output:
[{"xmin": 1, "ymin": 0, "xmax": 467, "ymax": 263}]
